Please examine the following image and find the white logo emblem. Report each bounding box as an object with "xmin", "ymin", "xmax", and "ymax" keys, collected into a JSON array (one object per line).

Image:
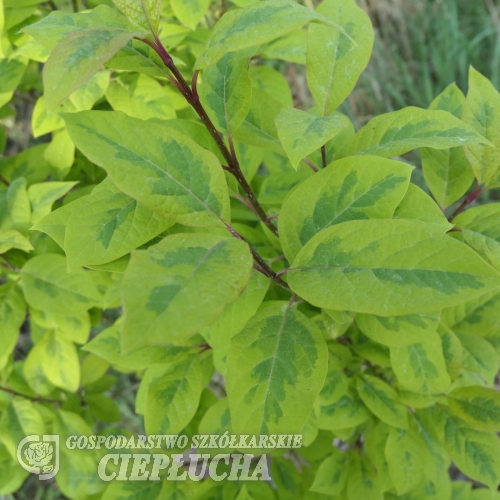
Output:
[{"xmin": 17, "ymin": 435, "xmax": 59, "ymax": 480}]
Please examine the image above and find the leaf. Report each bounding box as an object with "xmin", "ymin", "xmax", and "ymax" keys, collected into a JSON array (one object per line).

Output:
[
  {"xmin": 31, "ymin": 195, "xmax": 89, "ymax": 249},
  {"xmin": 0, "ymin": 144, "xmax": 51, "ymax": 185},
  {"xmin": 30, "ymin": 330, "xmax": 80, "ymax": 392},
  {"xmin": 279, "ymin": 156, "xmax": 412, "ymax": 262},
  {"xmin": 30, "ymin": 308, "xmax": 91, "ymax": 344},
  {"xmin": 318, "ymin": 388, "xmax": 371, "ymax": 431},
  {"xmin": 462, "ymin": 67, "xmax": 500, "ymax": 187},
  {"xmin": 64, "ymin": 178, "xmax": 173, "ymax": 270},
  {"xmin": 0, "ymin": 177, "xmax": 31, "ymax": 234},
  {"xmin": 171, "ymin": 0, "xmax": 210, "ymax": 30},
  {"xmin": 144, "ymin": 352, "xmax": 212, "ymax": 434},
  {"xmin": 0, "ymin": 444, "xmax": 27, "ymax": 495},
  {"xmin": 69, "ymin": 70, "xmax": 110, "ymax": 111},
  {"xmin": 199, "ymin": 51, "xmax": 253, "ymax": 133},
  {"xmin": 63, "ymin": 111, "xmax": 230, "ymax": 227},
  {"xmin": 200, "ymin": 270, "xmax": 269, "ymax": 375},
  {"xmin": 355, "ymin": 374, "xmax": 408, "ymax": 429},
  {"xmin": 310, "ymin": 448, "xmax": 349, "ymax": 496},
  {"xmin": 385, "ymin": 424, "xmax": 426, "ymax": 495},
  {"xmin": 390, "ymin": 333, "xmax": 451, "ymax": 394},
  {"xmin": 421, "ymin": 83, "xmax": 474, "ymax": 208},
  {"xmin": 113, "ymin": 0, "xmax": 161, "ymax": 34},
  {"xmin": 347, "ymin": 453, "xmax": 382, "ymax": 500},
  {"xmin": 226, "ymin": 303, "xmax": 328, "ymax": 434},
  {"xmin": 438, "ymin": 324, "xmax": 463, "ymax": 382},
  {"xmin": 307, "ymin": 0, "xmax": 374, "ymax": 114},
  {"xmin": 0, "ymin": 283, "xmax": 25, "ymax": 369},
  {"xmin": 441, "ymin": 413, "xmax": 500, "ymax": 490},
  {"xmin": 121, "ymin": 233, "xmax": 253, "ymax": 352},
  {"xmin": 27, "ymin": 181, "xmax": 77, "ymax": 223},
  {"xmin": 0, "ymin": 229, "xmax": 33, "ymax": 254},
  {"xmin": 289, "ymin": 219, "xmax": 500, "ymax": 315},
  {"xmin": 83, "ymin": 318, "xmax": 195, "ymax": 371},
  {"xmin": 394, "ymin": 183, "xmax": 453, "ymax": 231},
  {"xmin": 356, "ymin": 312, "xmax": 440, "ymax": 347},
  {"xmin": 43, "ymin": 27, "xmax": 141, "ymax": 111},
  {"xmin": 447, "ymin": 386, "xmax": 500, "ymax": 433},
  {"xmin": 43, "ymin": 129, "xmax": 75, "ymax": 179},
  {"xmin": 106, "ymin": 73, "xmax": 176, "ymax": 121},
  {"xmin": 455, "ymin": 331, "xmax": 499, "ymax": 385},
  {"xmin": 345, "ymin": 107, "xmax": 489, "ymax": 158},
  {"xmin": 275, "ymin": 108, "xmax": 350, "ymax": 168},
  {"xmin": 21, "ymin": 254, "xmax": 102, "ymax": 314},
  {"xmin": 101, "ymin": 482, "xmax": 163, "ymax": 500},
  {"xmin": 0, "ymin": 58, "xmax": 27, "ymax": 108},
  {"xmin": 194, "ymin": 0, "xmax": 346, "ymax": 69},
  {"xmin": 31, "ymin": 96, "xmax": 64, "ymax": 138}
]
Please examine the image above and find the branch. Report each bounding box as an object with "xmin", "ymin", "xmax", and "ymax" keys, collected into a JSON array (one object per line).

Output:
[
  {"xmin": 146, "ymin": 37, "xmax": 279, "ymax": 238},
  {"xmin": 0, "ymin": 386, "xmax": 60, "ymax": 405},
  {"xmin": 448, "ymin": 185, "xmax": 485, "ymax": 222},
  {"xmin": 321, "ymin": 145, "xmax": 327, "ymax": 169}
]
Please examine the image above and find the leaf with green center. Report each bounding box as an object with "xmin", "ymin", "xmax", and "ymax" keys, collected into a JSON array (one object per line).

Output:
[
  {"xmin": 21, "ymin": 254, "xmax": 102, "ymax": 314},
  {"xmin": 390, "ymin": 332, "xmax": 451, "ymax": 394},
  {"xmin": 171, "ymin": 0, "xmax": 210, "ymax": 30},
  {"xmin": 319, "ymin": 351, "xmax": 349, "ymax": 406},
  {"xmin": 0, "ymin": 229, "xmax": 33, "ymax": 254},
  {"xmin": 226, "ymin": 302, "xmax": 328, "ymax": 435},
  {"xmin": 27, "ymin": 181, "xmax": 77, "ymax": 223},
  {"xmin": 32, "ymin": 330, "xmax": 80, "ymax": 392},
  {"xmin": 455, "ymin": 331, "xmax": 499, "ymax": 385},
  {"xmin": 0, "ymin": 283, "xmax": 26, "ymax": 370},
  {"xmin": 30, "ymin": 308, "xmax": 91, "ymax": 345},
  {"xmin": 288, "ymin": 219, "xmax": 500, "ymax": 315},
  {"xmin": 69, "ymin": 70, "xmax": 110, "ymax": 111},
  {"xmin": 64, "ymin": 178, "xmax": 173, "ymax": 271},
  {"xmin": 447, "ymin": 386, "xmax": 500, "ymax": 433},
  {"xmin": 199, "ymin": 51, "xmax": 253, "ymax": 134},
  {"xmin": 0, "ymin": 58, "xmax": 27, "ymax": 109},
  {"xmin": 356, "ymin": 312, "xmax": 440, "ymax": 347},
  {"xmin": 440, "ymin": 413, "xmax": 500, "ymax": 491},
  {"xmin": 1, "ymin": 177, "xmax": 31, "ymax": 234},
  {"xmin": 393, "ymin": 183, "xmax": 454, "ymax": 231},
  {"xmin": 83, "ymin": 318, "xmax": 195, "ymax": 371},
  {"xmin": 307, "ymin": 0, "xmax": 374, "ymax": 114},
  {"xmin": 356, "ymin": 374, "xmax": 408, "ymax": 429},
  {"xmin": 113, "ymin": 0, "xmax": 161, "ymax": 34},
  {"xmin": 43, "ymin": 28, "xmax": 141, "ymax": 111},
  {"xmin": 106, "ymin": 73, "xmax": 176, "ymax": 121},
  {"xmin": 345, "ymin": 107, "xmax": 489, "ymax": 158},
  {"xmin": 21, "ymin": 6, "xmax": 143, "ymax": 49},
  {"xmin": 385, "ymin": 424, "xmax": 426, "ymax": 495},
  {"xmin": 275, "ymin": 108, "xmax": 350, "ymax": 169},
  {"xmin": 194, "ymin": 0, "xmax": 346, "ymax": 69},
  {"xmin": 200, "ymin": 270, "xmax": 269, "ymax": 375},
  {"xmin": 279, "ymin": 156, "xmax": 412, "ymax": 262},
  {"xmin": 438, "ymin": 324, "xmax": 463, "ymax": 382},
  {"xmin": 347, "ymin": 454, "xmax": 382, "ymax": 500},
  {"xmin": 121, "ymin": 233, "xmax": 253, "ymax": 353},
  {"xmin": 144, "ymin": 351, "xmax": 212, "ymax": 435},
  {"xmin": 310, "ymin": 448, "xmax": 349, "ymax": 496},
  {"xmin": 463, "ymin": 67, "xmax": 500, "ymax": 187},
  {"xmin": 421, "ymin": 83, "xmax": 474, "ymax": 208},
  {"xmin": 318, "ymin": 388, "xmax": 371, "ymax": 431},
  {"xmin": 63, "ymin": 111, "xmax": 230, "ymax": 227}
]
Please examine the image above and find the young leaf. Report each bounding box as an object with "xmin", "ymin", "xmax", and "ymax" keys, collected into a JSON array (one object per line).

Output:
[
  {"xmin": 33, "ymin": 330, "xmax": 80, "ymax": 392},
  {"xmin": 288, "ymin": 219, "xmax": 500, "ymax": 315},
  {"xmin": 64, "ymin": 178, "xmax": 173, "ymax": 270},
  {"xmin": 144, "ymin": 351, "xmax": 212, "ymax": 435},
  {"xmin": 355, "ymin": 374, "xmax": 408, "ymax": 429},
  {"xmin": 199, "ymin": 51, "xmax": 253, "ymax": 134},
  {"xmin": 279, "ymin": 156, "xmax": 412, "ymax": 262},
  {"xmin": 21, "ymin": 254, "xmax": 102, "ymax": 314},
  {"xmin": 421, "ymin": 83, "xmax": 474, "ymax": 208},
  {"xmin": 63, "ymin": 111, "xmax": 230, "ymax": 227},
  {"xmin": 194, "ymin": 0, "xmax": 345, "ymax": 69},
  {"xmin": 390, "ymin": 333, "xmax": 451, "ymax": 394},
  {"xmin": 275, "ymin": 108, "xmax": 350, "ymax": 169},
  {"xmin": 307, "ymin": 0, "xmax": 374, "ymax": 114},
  {"xmin": 226, "ymin": 303, "xmax": 328, "ymax": 434},
  {"xmin": 121, "ymin": 233, "xmax": 253, "ymax": 353},
  {"xmin": 43, "ymin": 27, "xmax": 141, "ymax": 111},
  {"xmin": 385, "ymin": 424, "xmax": 426, "ymax": 495},
  {"xmin": 462, "ymin": 67, "xmax": 500, "ymax": 187},
  {"xmin": 171, "ymin": 0, "xmax": 211, "ymax": 30},
  {"xmin": 447, "ymin": 386, "xmax": 500, "ymax": 432},
  {"xmin": 113, "ymin": 0, "xmax": 161, "ymax": 34},
  {"xmin": 356, "ymin": 312, "xmax": 440, "ymax": 347},
  {"xmin": 345, "ymin": 107, "xmax": 489, "ymax": 158}
]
